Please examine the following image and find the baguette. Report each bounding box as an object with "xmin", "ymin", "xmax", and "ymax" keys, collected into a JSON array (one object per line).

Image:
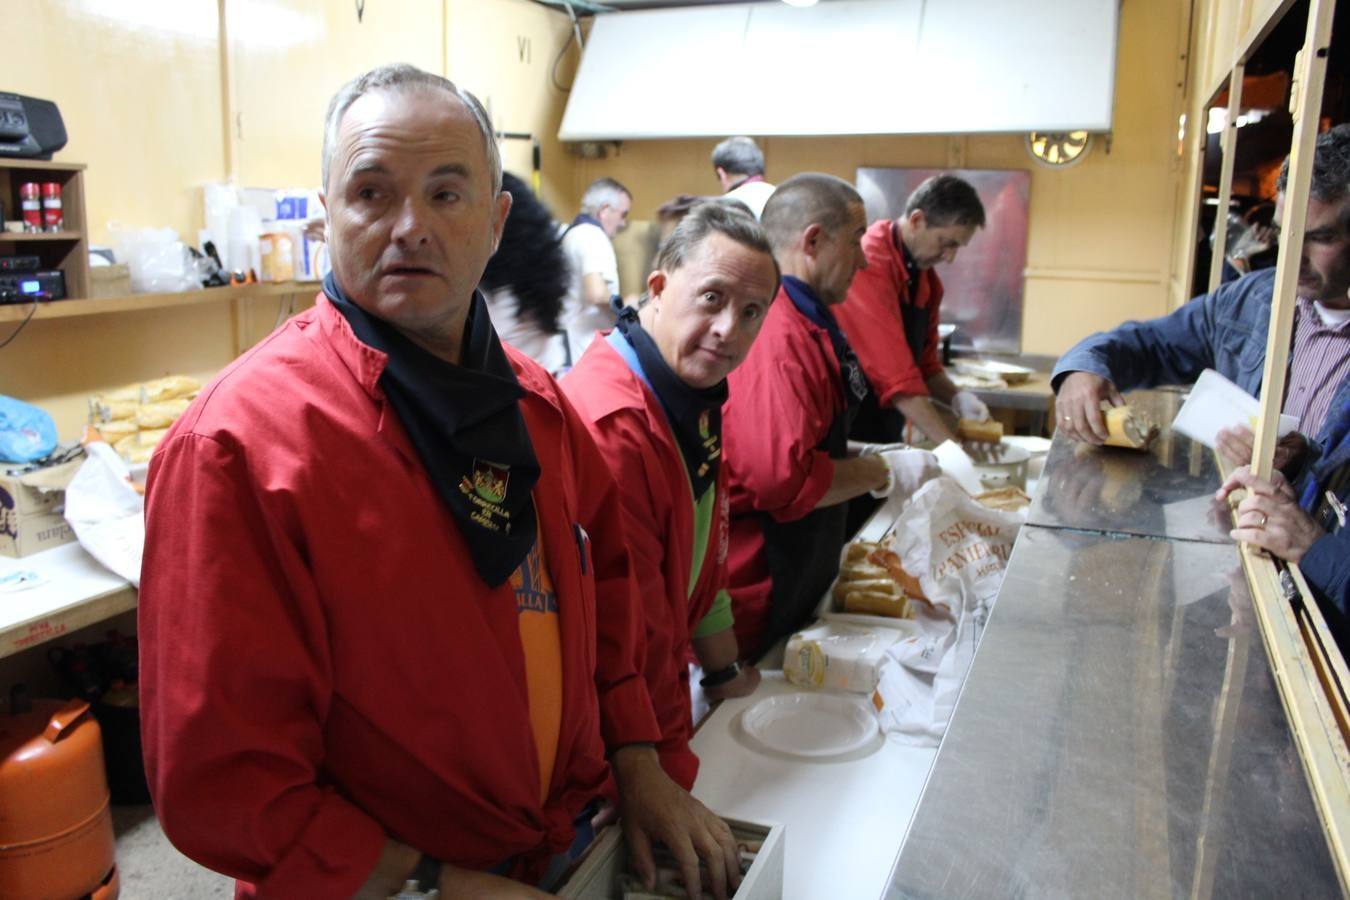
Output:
[
  {"xmin": 91, "ymin": 399, "xmax": 137, "ymax": 422},
  {"xmin": 843, "ymin": 589, "xmax": 911, "ymax": 619},
  {"xmin": 1102, "ymin": 405, "xmax": 1158, "ymax": 450},
  {"xmin": 140, "ymin": 375, "xmax": 202, "ymax": 404},
  {"xmin": 134, "ymin": 398, "xmax": 191, "ymax": 429},
  {"xmin": 866, "ymin": 546, "xmax": 927, "ymax": 602},
  {"xmin": 96, "ymin": 419, "xmax": 139, "ymax": 441},
  {"xmin": 975, "ymin": 486, "xmax": 1032, "ymax": 512}
]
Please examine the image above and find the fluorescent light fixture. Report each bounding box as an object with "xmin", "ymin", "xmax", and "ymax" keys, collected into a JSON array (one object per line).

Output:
[{"xmin": 782, "ymin": 0, "xmax": 820, "ymax": 7}]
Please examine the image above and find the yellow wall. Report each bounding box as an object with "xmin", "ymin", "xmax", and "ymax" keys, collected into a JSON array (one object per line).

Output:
[
  {"xmin": 0, "ymin": 0, "xmax": 576, "ymax": 441},
  {"xmin": 444, "ymin": 0, "xmax": 580, "ymax": 216},
  {"xmin": 568, "ymin": 0, "xmax": 1191, "ymax": 357},
  {"xmin": 5, "ymin": 0, "xmax": 226, "ymax": 247},
  {"xmin": 226, "ymin": 0, "xmax": 445, "ymax": 187}
]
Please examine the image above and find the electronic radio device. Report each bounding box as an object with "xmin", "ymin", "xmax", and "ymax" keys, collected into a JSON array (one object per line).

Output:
[
  {"xmin": 0, "ymin": 269, "xmax": 65, "ymax": 303},
  {"xmin": 0, "ymin": 93, "xmax": 67, "ymax": 160}
]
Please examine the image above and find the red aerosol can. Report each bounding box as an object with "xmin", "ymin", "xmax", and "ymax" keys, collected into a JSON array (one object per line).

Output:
[
  {"xmin": 41, "ymin": 182, "xmax": 63, "ymax": 232},
  {"xmin": 18, "ymin": 182, "xmax": 42, "ymax": 232}
]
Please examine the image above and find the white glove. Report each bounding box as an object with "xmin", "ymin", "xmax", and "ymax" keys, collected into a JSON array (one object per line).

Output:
[
  {"xmin": 870, "ymin": 448, "xmax": 942, "ymax": 498},
  {"xmin": 857, "ymin": 441, "xmax": 910, "ymax": 457},
  {"xmin": 952, "ymin": 390, "xmax": 991, "ymax": 422}
]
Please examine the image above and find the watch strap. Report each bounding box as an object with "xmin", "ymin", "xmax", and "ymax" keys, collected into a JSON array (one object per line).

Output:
[{"xmin": 700, "ymin": 660, "xmax": 741, "ymax": 689}]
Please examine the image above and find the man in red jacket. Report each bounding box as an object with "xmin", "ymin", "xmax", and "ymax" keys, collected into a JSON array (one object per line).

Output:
[
  {"xmin": 565, "ymin": 201, "xmax": 776, "ymax": 790},
  {"xmin": 139, "ymin": 64, "xmax": 741, "ymax": 900},
  {"xmin": 834, "ymin": 173, "xmax": 990, "ymax": 447},
  {"xmin": 723, "ymin": 174, "xmax": 942, "ymax": 658}
]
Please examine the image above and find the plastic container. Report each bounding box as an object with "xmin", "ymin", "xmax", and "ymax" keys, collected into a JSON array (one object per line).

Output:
[{"xmin": 783, "ymin": 621, "xmax": 911, "ymax": 694}]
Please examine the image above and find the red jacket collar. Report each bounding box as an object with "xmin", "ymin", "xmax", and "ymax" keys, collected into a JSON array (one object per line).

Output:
[
  {"xmin": 862, "ymin": 218, "xmax": 940, "ymax": 307},
  {"xmin": 571, "ymin": 333, "xmax": 675, "ymax": 443}
]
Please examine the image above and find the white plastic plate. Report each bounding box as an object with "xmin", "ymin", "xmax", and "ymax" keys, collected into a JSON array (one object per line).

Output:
[{"xmin": 741, "ymin": 692, "xmax": 879, "ymax": 758}]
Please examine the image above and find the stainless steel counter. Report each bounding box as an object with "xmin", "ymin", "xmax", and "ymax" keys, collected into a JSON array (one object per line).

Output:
[
  {"xmin": 1026, "ymin": 389, "xmax": 1233, "ymax": 544},
  {"xmin": 886, "ymin": 527, "xmax": 1339, "ymax": 898},
  {"xmin": 886, "ymin": 390, "xmax": 1340, "ymax": 898}
]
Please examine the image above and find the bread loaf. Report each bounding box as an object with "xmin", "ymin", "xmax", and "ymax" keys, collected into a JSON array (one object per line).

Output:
[
  {"xmin": 843, "ymin": 589, "xmax": 911, "ymax": 618},
  {"xmin": 833, "ymin": 540, "xmax": 922, "ymax": 619},
  {"xmin": 1102, "ymin": 405, "xmax": 1158, "ymax": 450},
  {"xmin": 958, "ymin": 418, "xmax": 1004, "ymax": 443}
]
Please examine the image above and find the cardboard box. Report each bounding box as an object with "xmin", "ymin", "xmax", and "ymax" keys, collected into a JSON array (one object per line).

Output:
[
  {"xmin": 557, "ymin": 817, "xmax": 783, "ymax": 899},
  {"xmin": 0, "ymin": 461, "xmax": 81, "ymax": 557},
  {"xmin": 90, "ymin": 263, "xmax": 133, "ymax": 298},
  {"xmin": 0, "ymin": 509, "xmax": 75, "ymax": 557}
]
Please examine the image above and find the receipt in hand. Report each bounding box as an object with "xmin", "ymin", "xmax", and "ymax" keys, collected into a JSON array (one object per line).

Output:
[{"xmin": 1171, "ymin": 368, "xmax": 1299, "ymax": 449}]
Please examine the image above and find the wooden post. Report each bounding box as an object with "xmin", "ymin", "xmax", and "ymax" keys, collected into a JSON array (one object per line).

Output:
[
  {"xmin": 1236, "ymin": 3, "xmax": 1349, "ymax": 891},
  {"xmin": 1207, "ymin": 65, "xmax": 1245, "ymax": 294},
  {"xmin": 1250, "ymin": 0, "xmax": 1335, "ymax": 480}
]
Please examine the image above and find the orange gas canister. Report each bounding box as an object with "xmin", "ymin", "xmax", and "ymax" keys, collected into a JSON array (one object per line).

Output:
[{"xmin": 0, "ymin": 688, "xmax": 119, "ymax": 899}]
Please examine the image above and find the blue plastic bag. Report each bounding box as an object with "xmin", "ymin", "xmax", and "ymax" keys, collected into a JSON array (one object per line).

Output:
[{"xmin": 0, "ymin": 395, "xmax": 58, "ymax": 463}]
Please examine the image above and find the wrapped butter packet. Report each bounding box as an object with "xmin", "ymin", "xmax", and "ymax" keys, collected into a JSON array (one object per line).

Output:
[{"xmin": 784, "ymin": 621, "xmax": 912, "ymax": 694}]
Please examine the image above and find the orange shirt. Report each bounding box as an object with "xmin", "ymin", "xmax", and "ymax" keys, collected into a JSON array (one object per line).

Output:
[{"xmin": 512, "ymin": 522, "xmax": 563, "ymax": 803}]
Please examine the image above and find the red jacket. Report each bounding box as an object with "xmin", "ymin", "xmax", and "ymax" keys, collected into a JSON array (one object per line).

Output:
[
  {"xmin": 833, "ymin": 218, "xmax": 945, "ymax": 405},
  {"xmin": 722, "ymin": 288, "xmax": 842, "ymax": 654},
  {"xmin": 563, "ymin": 336, "xmax": 730, "ymax": 790},
  {"xmin": 139, "ymin": 295, "xmax": 660, "ymax": 898}
]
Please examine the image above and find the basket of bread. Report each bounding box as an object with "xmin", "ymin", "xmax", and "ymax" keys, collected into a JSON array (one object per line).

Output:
[{"xmin": 85, "ymin": 376, "xmax": 200, "ymax": 465}]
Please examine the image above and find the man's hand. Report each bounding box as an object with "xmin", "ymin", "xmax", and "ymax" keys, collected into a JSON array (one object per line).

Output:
[
  {"xmin": 871, "ymin": 448, "xmax": 942, "ymax": 499},
  {"xmin": 703, "ymin": 663, "xmax": 761, "ymax": 701},
  {"xmin": 1216, "ymin": 466, "xmax": 1323, "ymax": 563},
  {"xmin": 1056, "ymin": 372, "xmax": 1124, "ymax": 444},
  {"xmin": 1214, "ymin": 425, "xmax": 1308, "ymax": 472},
  {"xmin": 951, "ymin": 390, "xmax": 991, "ymax": 423},
  {"xmin": 612, "ymin": 745, "xmax": 741, "ymax": 900}
]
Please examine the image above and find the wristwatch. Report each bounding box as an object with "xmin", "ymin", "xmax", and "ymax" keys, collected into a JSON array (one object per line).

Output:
[
  {"xmin": 700, "ymin": 660, "xmax": 741, "ymax": 689},
  {"xmin": 389, "ymin": 855, "xmax": 441, "ymax": 899}
]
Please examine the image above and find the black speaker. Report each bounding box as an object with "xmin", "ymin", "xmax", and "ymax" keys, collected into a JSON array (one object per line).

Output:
[{"xmin": 0, "ymin": 93, "xmax": 67, "ymax": 160}]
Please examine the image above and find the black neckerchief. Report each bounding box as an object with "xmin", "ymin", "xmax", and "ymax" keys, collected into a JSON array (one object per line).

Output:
[
  {"xmin": 324, "ymin": 271, "xmax": 540, "ymax": 587},
  {"xmin": 893, "ymin": 221, "xmax": 921, "ymax": 301},
  {"xmin": 613, "ymin": 306, "xmax": 725, "ymax": 498},
  {"xmin": 781, "ymin": 275, "xmax": 871, "ymax": 415}
]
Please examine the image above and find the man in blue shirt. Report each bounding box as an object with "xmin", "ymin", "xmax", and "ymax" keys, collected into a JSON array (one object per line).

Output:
[{"xmin": 1053, "ymin": 124, "xmax": 1350, "ymax": 460}]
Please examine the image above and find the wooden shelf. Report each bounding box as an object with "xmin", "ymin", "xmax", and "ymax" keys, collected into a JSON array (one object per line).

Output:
[
  {"xmin": 1, "ymin": 160, "xmax": 89, "ymax": 297},
  {"xmin": 0, "ymin": 157, "xmax": 87, "ymax": 172},
  {"xmin": 0, "ymin": 231, "xmax": 82, "ymax": 241},
  {"xmin": 0, "ymin": 281, "xmax": 318, "ymax": 323}
]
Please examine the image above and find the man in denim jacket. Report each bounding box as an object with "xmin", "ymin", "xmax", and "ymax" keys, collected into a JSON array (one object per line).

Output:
[{"xmin": 1053, "ymin": 125, "xmax": 1350, "ymax": 458}]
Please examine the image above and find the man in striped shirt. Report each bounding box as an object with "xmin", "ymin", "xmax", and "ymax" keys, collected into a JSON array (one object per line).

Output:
[{"xmin": 1051, "ymin": 124, "xmax": 1350, "ymax": 459}]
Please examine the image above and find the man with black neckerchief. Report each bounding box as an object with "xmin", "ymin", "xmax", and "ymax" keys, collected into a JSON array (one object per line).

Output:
[
  {"xmin": 139, "ymin": 64, "xmax": 741, "ymax": 900},
  {"xmin": 564, "ymin": 200, "xmax": 775, "ymax": 792}
]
